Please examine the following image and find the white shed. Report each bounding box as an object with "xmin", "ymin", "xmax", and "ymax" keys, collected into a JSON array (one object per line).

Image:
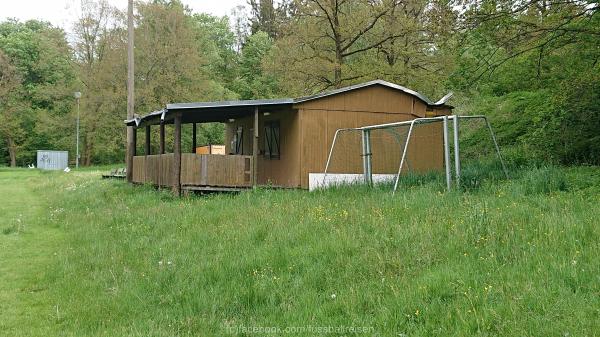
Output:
[{"xmin": 37, "ymin": 150, "xmax": 69, "ymax": 170}]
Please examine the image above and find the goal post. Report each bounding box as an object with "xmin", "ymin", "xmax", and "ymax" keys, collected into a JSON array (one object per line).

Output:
[{"xmin": 320, "ymin": 115, "xmax": 508, "ymax": 192}]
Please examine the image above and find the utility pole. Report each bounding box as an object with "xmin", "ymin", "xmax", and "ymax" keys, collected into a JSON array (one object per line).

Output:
[
  {"xmin": 126, "ymin": 0, "xmax": 135, "ymax": 182},
  {"xmin": 74, "ymin": 92, "xmax": 82, "ymax": 168}
]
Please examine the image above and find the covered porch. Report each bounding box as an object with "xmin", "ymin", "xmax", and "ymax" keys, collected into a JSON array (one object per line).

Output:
[{"xmin": 125, "ymin": 99, "xmax": 292, "ymax": 195}]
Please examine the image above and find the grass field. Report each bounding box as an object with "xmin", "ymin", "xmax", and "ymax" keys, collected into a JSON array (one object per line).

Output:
[{"xmin": 1, "ymin": 165, "xmax": 599, "ymax": 336}]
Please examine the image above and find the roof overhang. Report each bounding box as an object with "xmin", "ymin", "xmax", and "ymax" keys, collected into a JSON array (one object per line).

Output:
[{"xmin": 125, "ymin": 99, "xmax": 294, "ymax": 127}]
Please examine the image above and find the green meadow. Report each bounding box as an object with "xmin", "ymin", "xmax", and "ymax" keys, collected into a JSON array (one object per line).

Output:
[{"xmin": 1, "ymin": 166, "xmax": 599, "ymax": 336}]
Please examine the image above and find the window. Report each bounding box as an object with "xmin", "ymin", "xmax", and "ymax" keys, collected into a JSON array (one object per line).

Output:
[
  {"xmin": 231, "ymin": 126, "xmax": 243, "ymax": 154},
  {"xmin": 264, "ymin": 121, "xmax": 280, "ymax": 159}
]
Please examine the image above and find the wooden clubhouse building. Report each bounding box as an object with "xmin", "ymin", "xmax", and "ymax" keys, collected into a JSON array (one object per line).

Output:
[{"xmin": 124, "ymin": 80, "xmax": 453, "ymax": 194}]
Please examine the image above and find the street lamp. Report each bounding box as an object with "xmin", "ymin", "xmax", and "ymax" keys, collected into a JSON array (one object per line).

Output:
[{"xmin": 74, "ymin": 91, "xmax": 81, "ymax": 168}]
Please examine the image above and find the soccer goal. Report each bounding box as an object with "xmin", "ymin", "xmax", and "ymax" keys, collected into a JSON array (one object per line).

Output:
[{"xmin": 313, "ymin": 115, "xmax": 508, "ymax": 192}]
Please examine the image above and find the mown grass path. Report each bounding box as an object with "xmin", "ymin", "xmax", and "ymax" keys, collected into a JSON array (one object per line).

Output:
[{"xmin": 0, "ymin": 169, "xmax": 62, "ymax": 336}]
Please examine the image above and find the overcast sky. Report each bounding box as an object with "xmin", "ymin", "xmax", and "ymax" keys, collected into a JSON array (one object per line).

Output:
[{"xmin": 0, "ymin": 0, "xmax": 247, "ymax": 31}]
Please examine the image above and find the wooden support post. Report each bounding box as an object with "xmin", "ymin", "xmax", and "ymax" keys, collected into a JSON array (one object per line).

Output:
[
  {"xmin": 126, "ymin": 0, "xmax": 135, "ymax": 183},
  {"xmin": 173, "ymin": 114, "xmax": 182, "ymax": 196},
  {"xmin": 145, "ymin": 125, "xmax": 151, "ymax": 155},
  {"xmin": 159, "ymin": 121, "xmax": 165, "ymax": 154},
  {"xmin": 127, "ymin": 126, "xmax": 134, "ymax": 182},
  {"xmin": 132, "ymin": 127, "xmax": 137, "ymax": 156},
  {"xmin": 192, "ymin": 123, "xmax": 197, "ymax": 154},
  {"xmin": 252, "ymin": 106, "xmax": 259, "ymax": 187}
]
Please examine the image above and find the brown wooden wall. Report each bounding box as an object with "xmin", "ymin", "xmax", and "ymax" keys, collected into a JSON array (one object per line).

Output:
[
  {"xmin": 181, "ymin": 154, "xmax": 252, "ymax": 187},
  {"xmin": 133, "ymin": 153, "xmax": 251, "ymax": 188},
  {"xmin": 225, "ymin": 109, "xmax": 301, "ymax": 187},
  {"xmin": 132, "ymin": 154, "xmax": 174, "ymax": 186}
]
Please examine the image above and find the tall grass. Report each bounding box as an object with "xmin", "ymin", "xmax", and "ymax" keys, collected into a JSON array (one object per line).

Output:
[{"xmin": 2, "ymin": 165, "xmax": 599, "ymax": 336}]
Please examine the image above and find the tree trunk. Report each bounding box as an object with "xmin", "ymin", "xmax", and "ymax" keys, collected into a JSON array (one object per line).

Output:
[
  {"xmin": 333, "ymin": 5, "xmax": 343, "ymax": 88},
  {"xmin": 84, "ymin": 138, "xmax": 94, "ymax": 166},
  {"xmin": 334, "ymin": 50, "xmax": 342, "ymax": 88},
  {"xmin": 7, "ymin": 136, "xmax": 16, "ymax": 167}
]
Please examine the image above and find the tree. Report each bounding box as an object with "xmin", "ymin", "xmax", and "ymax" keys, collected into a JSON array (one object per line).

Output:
[
  {"xmin": 232, "ymin": 31, "xmax": 280, "ymax": 99},
  {"xmin": 191, "ymin": 13, "xmax": 239, "ymax": 93},
  {"xmin": 457, "ymin": 0, "xmax": 600, "ymax": 84},
  {"xmin": 0, "ymin": 50, "xmax": 23, "ymax": 167},
  {"xmin": 72, "ymin": 0, "xmax": 126, "ymax": 165},
  {"xmin": 134, "ymin": 0, "xmax": 232, "ymax": 110},
  {"xmin": 248, "ymin": 0, "xmax": 293, "ymax": 38},
  {"xmin": 0, "ymin": 19, "xmax": 74, "ymax": 166},
  {"xmin": 68, "ymin": 0, "xmax": 240, "ymax": 164},
  {"xmin": 278, "ymin": 0, "xmax": 405, "ymax": 91},
  {"xmin": 231, "ymin": 5, "xmax": 251, "ymax": 51},
  {"xmin": 370, "ymin": 0, "xmax": 457, "ymax": 96},
  {"xmin": 453, "ymin": 0, "xmax": 600, "ymax": 165}
]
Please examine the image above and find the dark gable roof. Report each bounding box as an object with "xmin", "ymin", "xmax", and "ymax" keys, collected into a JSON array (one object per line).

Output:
[{"xmin": 126, "ymin": 80, "xmax": 452, "ymax": 126}]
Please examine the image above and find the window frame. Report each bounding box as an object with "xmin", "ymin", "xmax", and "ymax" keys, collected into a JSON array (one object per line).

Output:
[
  {"xmin": 232, "ymin": 126, "xmax": 243, "ymax": 155},
  {"xmin": 263, "ymin": 121, "xmax": 280, "ymax": 159}
]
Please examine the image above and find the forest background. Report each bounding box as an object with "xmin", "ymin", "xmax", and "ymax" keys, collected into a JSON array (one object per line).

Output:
[{"xmin": 1, "ymin": 0, "xmax": 598, "ymax": 167}]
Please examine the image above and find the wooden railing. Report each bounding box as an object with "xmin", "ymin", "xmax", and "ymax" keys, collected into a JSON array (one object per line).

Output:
[{"xmin": 132, "ymin": 154, "xmax": 252, "ymax": 188}]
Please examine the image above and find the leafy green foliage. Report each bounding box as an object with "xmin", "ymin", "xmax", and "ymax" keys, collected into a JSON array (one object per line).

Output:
[
  {"xmin": 455, "ymin": 1, "xmax": 600, "ymax": 165},
  {"xmin": 232, "ymin": 31, "xmax": 280, "ymax": 99},
  {"xmin": 191, "ymin": 13, "xmax": 239, "ymax": 90},
  {"xmin": 0, "ymin": 0, "xmax": 598, "ymax": 166},
  {"xmin": 0, "ymin": 19, "xmax": 75, "ymax": 166}
]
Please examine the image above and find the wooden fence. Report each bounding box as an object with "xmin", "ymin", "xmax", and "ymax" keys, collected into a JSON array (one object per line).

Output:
[{"xmin": 132, "ymin": 154, "xmax": 252, "ymax": 188}]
